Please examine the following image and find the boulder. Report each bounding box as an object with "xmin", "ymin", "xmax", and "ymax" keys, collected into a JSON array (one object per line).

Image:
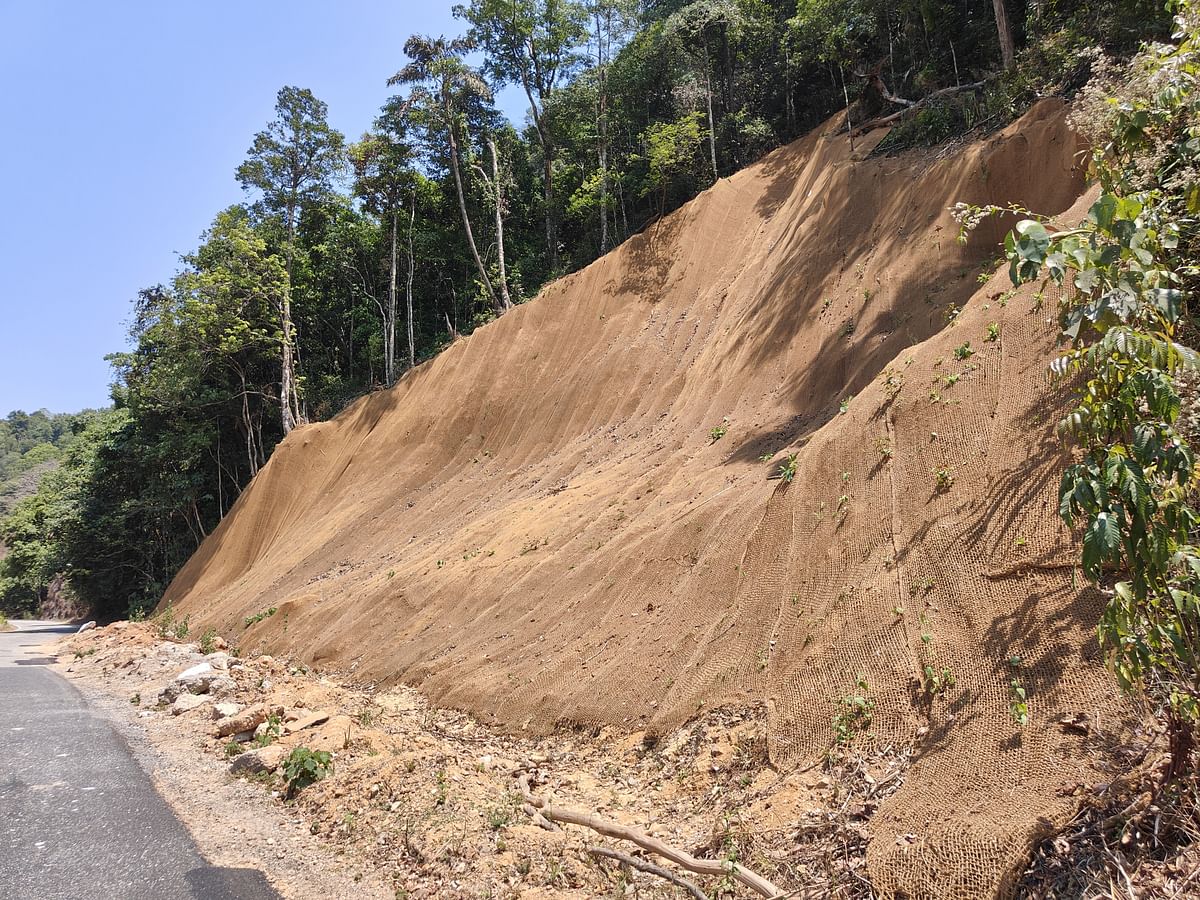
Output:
[
  {"xmin": 214, "ymin": 703, "xmax": 282, "ymax": 739},
  {"xmin": 228, "ymin": 744, "xmax": 287, "ymax": 776},
  {"xmin": 158, "ymin": 663, "xmax": 218, "ymax": 703},
  {"xmin": 204, "ymin": 652, "xmax": 232, "ymax": 670},
  {"xmin": 172, "ymin": 693, "xmax": 211, "ymax": 716},
  {"xmin": 212, "ymin": 702, "xmax": 242, "ymax": 720}
]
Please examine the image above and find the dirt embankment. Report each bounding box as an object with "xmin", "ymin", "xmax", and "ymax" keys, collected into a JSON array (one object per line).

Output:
[{"xmin": 159, "ymin": 100, "xmax": 1138, "ymax": 896}]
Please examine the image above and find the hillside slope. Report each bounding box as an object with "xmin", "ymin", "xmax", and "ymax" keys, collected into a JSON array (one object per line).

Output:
[{"xmin": 164, "ymin": 100, "xmax": 1121, "ymax": 897}]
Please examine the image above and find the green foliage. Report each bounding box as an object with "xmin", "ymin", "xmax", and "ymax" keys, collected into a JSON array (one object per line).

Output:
[
  {"xmin": 777, "ymin": 452, "xmax": 799, "ymax": 483},
  {"xmin": 709, "ymin": 418, "xmax": 729, "ymax": 442},
  {"xmin": 244, "ymin": 607, "xmax": 278, "ymax": 628},
  {"xmin": 199, "ymin": 627, "xmax": 219, "ymax": 655},
  {"xmin": 960, "ymin": 5, "xmax": 1200, "ymax": 766},
  {"xmin": 832, "ymin": 674, "xmax": 875, "ymax": 746},
  {"xmin": 282, "ymin": 746, "xmax": 334, "ymax": 797}
]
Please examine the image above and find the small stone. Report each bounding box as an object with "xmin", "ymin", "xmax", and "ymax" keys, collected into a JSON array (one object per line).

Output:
[
  {"xmin": 214, "ymin": 703, "xmax": 283, "ymax": 738},
  {"xmin": 204, "ymin": 652, "xmax": 231, "ymax": 670}
]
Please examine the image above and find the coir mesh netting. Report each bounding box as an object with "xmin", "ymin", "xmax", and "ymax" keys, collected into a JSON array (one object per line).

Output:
[{"xmin": 165, "ymin": 100, "xmax": 1132, "ymax": 897}]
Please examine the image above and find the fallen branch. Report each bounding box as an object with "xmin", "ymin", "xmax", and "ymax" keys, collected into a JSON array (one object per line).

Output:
[
  {"xmin": 588, "ymin": 845, "xmax": 709, "ymax": 900},
  {"xmin": 517, "ymin": 773, "xmax": 785, "ymax": 898},
  {"xmin": 850, "ymin": 78, "xmax": 990, "ymax": 137}
]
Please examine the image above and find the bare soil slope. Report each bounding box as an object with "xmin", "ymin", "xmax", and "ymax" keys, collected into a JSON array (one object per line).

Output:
[{"xmin": 165, "ymin": 100, "xmax": 1123, "ymax": 897}]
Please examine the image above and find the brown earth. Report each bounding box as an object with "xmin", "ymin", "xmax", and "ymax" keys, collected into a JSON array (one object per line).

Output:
[{"xmin": 163, "ymin": 100, "xmax": 1135, "ymax": 897}]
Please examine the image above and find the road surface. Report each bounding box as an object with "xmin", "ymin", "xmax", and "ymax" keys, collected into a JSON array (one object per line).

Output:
[{"xmin": 0, "ymin": 620, "xmax": 278, "ymax": 900}]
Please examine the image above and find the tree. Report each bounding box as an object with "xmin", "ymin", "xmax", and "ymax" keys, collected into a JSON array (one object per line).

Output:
[
  {"xmin": 350, "ymin": 113, "xmax": 419, "ymax": 383},
  {"xmin": 237, "ymin": 86, "xmax": 346, "ymax": 433},
  {"xmin": 992, "ymin": 0, "xmax": 1015, "ymax": 69},
  {"xmin": 391, "ymin": 35, "xmax": 507, "ymax": 316},
  {"xmin": 456, "ymin": 0, "xmax": 588, "ymax": 271},
  {"xmin": 583, "ymin": 0, "xmax": 636, "ymax": 254},
  {"xmin": 664, "ymin": 0, "xmax": 742, "ymax": 183}
]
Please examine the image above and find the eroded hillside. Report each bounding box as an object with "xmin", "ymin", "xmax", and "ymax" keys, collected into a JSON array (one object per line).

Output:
[{"xmin": 163, "ymin": 100, "xmax": 1123, "ymax": 897}]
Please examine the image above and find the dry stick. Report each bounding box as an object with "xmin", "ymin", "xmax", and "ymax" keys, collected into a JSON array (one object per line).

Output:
[
  {"xmin": 587, "ymin": 845, "xmax": 709, "ymax": 900},
  {"xmin": 517, "ymin": 774, "xmax": 785, "ymax": 898},
  {"xmin": 850, "ymin": 79, "xmax": 989, "ymax": 137}
]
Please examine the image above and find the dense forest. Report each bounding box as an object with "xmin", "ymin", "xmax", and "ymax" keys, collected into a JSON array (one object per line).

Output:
[{"xmin": 0, "ymin": 0, "xmax": 1169, "ymax": 618}]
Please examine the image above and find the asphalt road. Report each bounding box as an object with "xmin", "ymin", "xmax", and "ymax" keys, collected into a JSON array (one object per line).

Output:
[{"xmin": 0, "ymin": 620, "xmax": 278, "ymax": 900}]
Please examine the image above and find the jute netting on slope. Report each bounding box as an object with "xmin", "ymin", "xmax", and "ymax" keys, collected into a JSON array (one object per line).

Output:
[{"xmin": 164, "ymin": 99, "xmax": 1133, "ymax": 897}]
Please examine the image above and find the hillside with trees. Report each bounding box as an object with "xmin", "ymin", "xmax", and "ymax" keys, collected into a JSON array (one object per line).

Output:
[{"xmin": 4, "ymin": 0, "xmax": 1199, "ymax": 896}]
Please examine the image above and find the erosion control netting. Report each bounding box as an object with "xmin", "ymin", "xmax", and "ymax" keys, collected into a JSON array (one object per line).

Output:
[{"xmin": 164, "ymin": 100, "xmax": 1132, "ymax": 897}]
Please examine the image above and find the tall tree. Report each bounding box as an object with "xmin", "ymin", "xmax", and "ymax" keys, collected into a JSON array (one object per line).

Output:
[
  {"xmin": 455, "ymin": 0, "xmax": 587, "ymax": 272},
  {"xmin": 664, "ymin": 0, "xmax": 742, "ymax": 183},
  {"xmin": 584, "ymin": 0, "xmax": 636, "ymax": 254},
  {"xmin": 390, "ymin": 35, "xmax": 505, "ymax": 315},
  {"xmin": 349, "ymin": 113, "xmax": 419, "ymax": 384},
  {"xmin": 992, "ymin": 0, "xmax": 1015, "ymax": 69},
  {"xmin": 236, "ymin": 86, "xmax": 346, "ymax": 434}
]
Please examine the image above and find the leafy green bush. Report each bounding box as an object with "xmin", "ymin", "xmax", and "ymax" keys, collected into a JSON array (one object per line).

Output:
[
  {"xmin": 282, "ymin": 747, "xmax": 334, "ymax": 798},
  {"xmin": 957, "ymin": 3, "xmax": 1200, "ymax": 774}
]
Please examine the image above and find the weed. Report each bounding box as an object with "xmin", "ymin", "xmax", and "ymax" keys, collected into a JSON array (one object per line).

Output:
[
  {"xmin": 199, "ymin": 627, "xmax": 218, "ymax": 655},
  {"xmin": 282, "ymin": 747, "xmax": 333, "ymax": 797},
  {"xmin": 922, "ymin": 665, "xmax": 957, "ymax": 698},
  {"xmin": 243, "ymin": 607, "xmax": 277, "ymax": 628},
  {"xmin": 130, "ymin": 692, "xmax": 141, "ymax": 705},
  {"xmin": 933, "ymin": 468, "xmax": 955, "ymax": 492},
  {"xmin": 986, "ymin": 322, "xmax": 1001, "ymax": 342},
  {"xmin": 255, "ymin": 713, "xmax": 283, "ymax": 748},
  {"xmin": 756, "ymin": 649, "xmax": 769, "ymax": 672},
  {"xmin": 777, "ymin": 453, "xmax": 799, "ymax": 483},
  {"xmin": 833, "ymin": 675, "xmax": 875, "ymax": 746},
  {"xmin": 876, "ymin": 438, "xmax": 894, "ymax": 459},
  {"xmin": 944, "ymin": 304, "xmax": 961, "ymax": 323},
  {"xmin": 841, "ymin": 318, "xmax": 856, "ymax": 338},
  {"xmin": 942, "ymin": 373, "xmax": 960, "ymax": 388},
  {"xmin": 839, "ymin": 395, "xmax": 852, "ymax": 414},
  {"xmin": 758, "ymin": 451, "xmax": 773, "ymax": 462},
  {"xmin": 709, "ymin": 417, "xmax": 729, "ymax": 443},
  {"xmin": 434, "ymin": 769, "xmax": 449, "ymax": 806},
  {"xmin": 1008, "ymin": 656, "xmax": 1029, "ymax": 725},
  {"xmin": 224, "ymin": 741, "xmax": 243, "ymax": 759},
  {"xmin": 953, "ymin": 341, "xmax": 975, "ymax": 360}
]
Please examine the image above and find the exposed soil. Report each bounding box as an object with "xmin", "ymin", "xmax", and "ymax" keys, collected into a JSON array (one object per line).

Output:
[{"xmin": 58, "ymin": 622, "xmax": 921, "ymax": 899}]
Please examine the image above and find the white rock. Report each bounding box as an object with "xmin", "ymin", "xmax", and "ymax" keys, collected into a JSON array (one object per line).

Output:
[
  {"xmin": 228, "ymin": 744, "xmax": 287, "ymax": 775},
  {"xmin": 204, "ymin": 652, "xmax": 231, "ymax": 670},
  {"xmin": 212, "ymin": 702, "xmax": 242, "ymax": 720},
  {"xmin": 176, "ymin": 662, "xmax": 214, "ymax": 681},
  {"xmin": 76, "ymin": 621, "xmax": 97, "ymax": 634},
  {"xmin": 172, "ymin": 694, "xmax": 211, "ymax": 715}
]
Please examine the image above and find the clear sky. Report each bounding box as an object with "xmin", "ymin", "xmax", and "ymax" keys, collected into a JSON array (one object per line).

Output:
[{"xmin": 0, "ymin": 1, "xmax": 525, "ymax": 415}]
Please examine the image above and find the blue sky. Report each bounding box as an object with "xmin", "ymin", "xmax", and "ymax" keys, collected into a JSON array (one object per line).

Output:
[{"xmin": 0, "ymin": 1, "xmax": 526, "ymax": 414}]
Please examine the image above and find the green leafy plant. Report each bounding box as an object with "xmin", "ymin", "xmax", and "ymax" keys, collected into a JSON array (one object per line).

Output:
[
  {"xmin": 986, "ymin": 322, "xmax": 1001, "ymax": 342},
  {"xmin": 956, "ymin": 7, "xmax": 1200, "ymax": 774},
  {"xmin": 832, "ymin": 674, "xmax": 875, "ymax": 747},
  {"xmin": 933, "ymin": 468, "xmax": 955, "ymax": 492},
  {"xmin": 243, "ymin": 607, "xmax": 277, "ymax": 628},
  {"xmin": 922, "ymin": 665, "xmax": 957, "ymax": 699},
  {"xmin": 953, "ymin": 341, "xmax": 975, "ymax": 360},
  {"xmin": 282, "ymin": 747, "xmax": 334, "ymax": 797},
  {"xmin": 777, "ymin": 453, "xmax": 799, "ymax": 483},
  {"xmin": 199, "ymin": 627, "xmax": 218, "ymax": 655},
  {"xmin": 255, "ymin": 713, "xmax": 283, "ymax": 748},
  {"xmin": 709, "ymin": 418, "xmax": 729, "ymax": 443}
]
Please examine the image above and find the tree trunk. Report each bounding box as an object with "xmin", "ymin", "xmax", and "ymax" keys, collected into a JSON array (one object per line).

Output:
[
  {"xmin": 992, "ymin": 0, "xmax": 1015, "ymax": 69},
  {"xmin": 386, "ymin": 209, "xmax": 398, "ymax": 385},
  {"xmin": 490, "ymin": 139, "xmax": 512, "ymax": 312},
  {"xmin": 280, "ymin": 206, "xmax": 302, "ymax": 434},
  {"xmin": 444, "ymin": 89, "xmax": 498, "ymax": 311},
  {"xmin": 595, "ymin": 12, "xmax": 610, "ymax": 255},
  {"xmin": 703, "ymin": 67, "xmax": 718, "ymax": 182},
  {"xmin": 406, "ymin": 194, "xmax": 416, "ymax": 369},
  {"xmin": 519, "ymin": 73, "xmax": 557, "ymax": 272}
]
